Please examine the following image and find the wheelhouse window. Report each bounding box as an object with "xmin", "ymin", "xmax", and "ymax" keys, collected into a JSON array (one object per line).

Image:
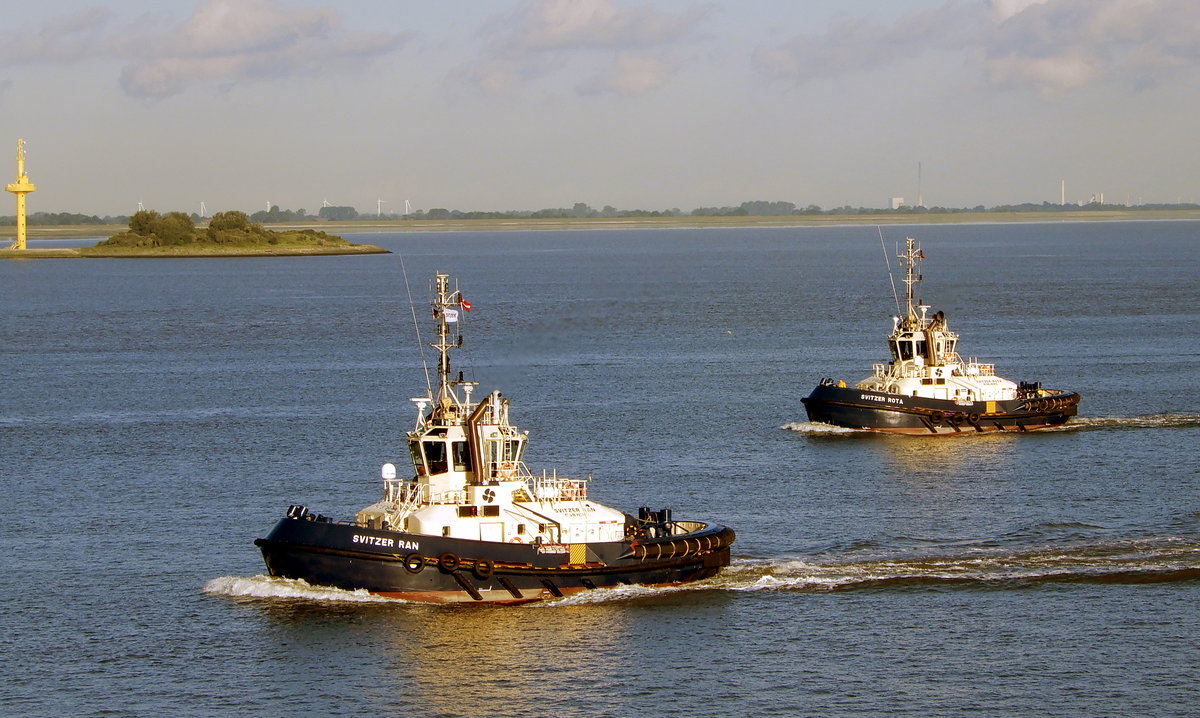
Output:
[
  {"xmin": 423, "ymin": 440, "xmax": 448, "ymax": 475},
  {"xmin": 452, "ymin": 441, "xmax": 471, "ymax": 472}
]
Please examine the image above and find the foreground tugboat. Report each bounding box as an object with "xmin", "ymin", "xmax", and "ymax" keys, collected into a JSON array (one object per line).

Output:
[
  {"xmin": 256, "ymin": 273, "xmax": 734, "ymax": 603},
  {"xmin": 802, "ymin": 237, "xmax": 1079, "ymax": 435}
]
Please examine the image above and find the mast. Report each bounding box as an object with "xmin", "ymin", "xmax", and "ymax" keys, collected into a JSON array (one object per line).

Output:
[
  {"xmin": 429, "ymin": 273, "xmax": 474, "ymax": 418},
  {"xmin": 897, "ymin": 237, "xmax": 923, "ymax": 322}
]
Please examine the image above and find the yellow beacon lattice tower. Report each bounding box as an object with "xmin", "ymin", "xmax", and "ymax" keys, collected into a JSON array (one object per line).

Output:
[{"xmin": 6, "ymin": 139, "xmax": 37, "ymax": 250}]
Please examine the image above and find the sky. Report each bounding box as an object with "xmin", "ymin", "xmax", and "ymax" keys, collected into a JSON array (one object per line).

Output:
[{"xmin": 0, "ymin": 0, "xmax": 1197, "ymax": 216}]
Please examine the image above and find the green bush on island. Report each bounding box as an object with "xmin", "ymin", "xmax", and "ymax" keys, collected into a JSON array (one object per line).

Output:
[{"xmin": 97, "ymin": 210, "xmax": 350, "ymax": 249}]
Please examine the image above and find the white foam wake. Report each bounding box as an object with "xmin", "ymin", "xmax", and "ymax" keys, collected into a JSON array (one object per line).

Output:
[
  {"xmin": 780, "ymin": 421, "xmax": 862, "ymax": 436},
  {"xmin": 203, "ymin": 575, "xmax": 401, "ymax": 603}
]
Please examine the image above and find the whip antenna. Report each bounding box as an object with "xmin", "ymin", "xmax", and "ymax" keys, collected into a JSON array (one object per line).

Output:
[
  {"xmin": 879, "ymin": 226, "xmax": 901, "ymax": 317},
  {"xmin": 398, "ymin": 253, "xmax": 433, "ymax": 397}
]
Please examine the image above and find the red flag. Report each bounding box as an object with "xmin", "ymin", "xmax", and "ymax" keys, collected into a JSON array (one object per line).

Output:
[{"xmin": 461, "ymin": 298, "xmax": 472, "ymax": 312}]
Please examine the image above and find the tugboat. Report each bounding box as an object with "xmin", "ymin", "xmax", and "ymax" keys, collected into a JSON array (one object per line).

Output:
[
  {"xmin": 256, "ymin": 273, "xmax": 734, "ymax": 603},
  {"xmin": 801, "ymin": 237, "xmax": 1079, "ymax": 435}
]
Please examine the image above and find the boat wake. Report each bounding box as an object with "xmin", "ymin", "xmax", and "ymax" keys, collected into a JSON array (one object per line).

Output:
[
  {"xmin": 783, "ymin": 413, "xmax": 1200, "ymax": 436},
  {"xmin": 781, "ymin": 421, "xmax": 863, "ymax": 437},
  {"xmin": 207, "ymin": 535, "xmax": 1200, "ymax": 608},
  {"xmin": 203, "ymin": 575, "xmax": 402, "ymax": 604},
  {"xmin": 1041, "ymin": 413, "xmax": 1200, "ymax": 432},
  {"xmin": 704, "ymin": 535, "xmax": 1200, "ymax": 594}
]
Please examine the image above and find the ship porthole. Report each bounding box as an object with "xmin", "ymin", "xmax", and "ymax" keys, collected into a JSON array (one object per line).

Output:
[
  {"xmin": 438, "ymin": 552, "xmax": 461, "ymax": 572},
  {"xmin": 473, "ymin": 559, "xmax": 495, "ymax": 579},
  {"xmin": 403, "ymin": 553, "xmax": 424, "ymax": 574}
]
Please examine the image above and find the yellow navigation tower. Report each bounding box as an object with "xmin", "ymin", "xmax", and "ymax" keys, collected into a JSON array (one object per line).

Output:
[{"xmin": 6, "ymin": 139, "xmax": 37, "ymax": 250}]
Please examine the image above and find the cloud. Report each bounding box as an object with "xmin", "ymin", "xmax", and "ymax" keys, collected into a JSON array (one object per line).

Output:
[
  {"xmin": 579, "ymin": 52, "xmax": 675, "ymax": 95},
  {"xmin": 756, "ymin": 0, "xmax": 1200, "ymax": 97},
  {"xmin": 0, "ymin": 1, "xmax": 407, "ymax": 98},
  {"xmin": 509, "ymin": 0, "xmax": 706, "ymax": 50},
  {"xmin": 0, "ymin": 7, "xmax": 116, "ymax": 65},
  {"xmin": 118, "ymin": 0, "xmax": 407, "ymax": 97},
  {"xmin": 463, "ymin": 0, "xmax": 707, "ymax": 96}
]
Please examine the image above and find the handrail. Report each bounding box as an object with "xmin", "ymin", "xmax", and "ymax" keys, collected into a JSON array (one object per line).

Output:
[
  {"xmin": 383, "ymin": 471, "xmax": 589, "ymax": 507},
  {"xmin": 384, "ymin": 479, "xmax": 466, "ymax": 507}
]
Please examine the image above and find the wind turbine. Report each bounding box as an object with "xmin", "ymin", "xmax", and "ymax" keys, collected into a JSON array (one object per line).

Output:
[
  {"xmin": 377, "ymin": 198, "xmax": 387, "ymax": 217},
  {"xmin": 200, "ymin": 201, "xmax": 207, "ymax": 217},
  {"xmin": 404, "ymin": 199, "xmax": 412, "ymax": 215}
]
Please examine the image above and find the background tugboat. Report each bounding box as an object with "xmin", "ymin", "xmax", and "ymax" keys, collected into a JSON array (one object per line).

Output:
[
  {"xmin": 802, "ymin": 237, "xmax": 1080, "ymax": 435},
  {"xmin": 256, "ymin": 273, "xmax": 734, "ymax": 603}
]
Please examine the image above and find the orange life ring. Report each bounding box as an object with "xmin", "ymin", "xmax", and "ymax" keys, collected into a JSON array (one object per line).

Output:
[
  {"xmin": 509, "ymin": 536, "xmax": 524, "ymax": 544},
  {"xmin": 498, "ymin": 461, "xmax": 516, "ymax": 479}
]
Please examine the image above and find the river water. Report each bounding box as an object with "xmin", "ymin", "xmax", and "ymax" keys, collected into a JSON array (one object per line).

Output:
[{"xmin": 2, "ymin": 221, "xmax": 1198, "ymax": 716}]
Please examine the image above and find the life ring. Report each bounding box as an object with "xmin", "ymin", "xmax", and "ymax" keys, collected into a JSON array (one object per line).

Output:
[
  {"xmin": 403, "ymin": 553, "xmax": 424, "ymax": 574},
  {"xmin": 473, "ymin": 558, "xmax": 495, "ymax": 579},
  {"xmin": 438, "ymin": 552, "xmax": 460, "ymax": 572},
  {"xmin": 509, "ymin": 536, "xmax": 524, "ymax": 544},
  {"xmin": 497, "ymin": 461, "xmax": 516, "ymax": 479},
  {"xmin": 929, "ymin": 411, "xmax": 944, "ymax": 423}
]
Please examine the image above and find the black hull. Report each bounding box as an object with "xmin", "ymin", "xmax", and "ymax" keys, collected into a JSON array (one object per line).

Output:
[
  {"xmin": 255, "ymin": 516, "xmax": 734, "ymax": 604},
  {"xmin": 801, "ymin": 384, "xmax": 1079, "ymax": 435}
]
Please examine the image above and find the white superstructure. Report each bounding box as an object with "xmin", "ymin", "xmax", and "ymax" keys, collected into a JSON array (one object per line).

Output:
[
  {"xmin": 854, "ymin": 237, "xmax": 1019, "ymax": 404},
  {"xmin": 354, "ymin": 273, "xmax": 626, "ymax": 547}
]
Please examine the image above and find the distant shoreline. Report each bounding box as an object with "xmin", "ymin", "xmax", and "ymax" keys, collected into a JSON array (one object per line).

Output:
[
  {"xmin": 0, "ymin": 244, "xmax": 388, "ymax": 259},
  {"xmin": 4, "ymin": 208, "xmax": 1199, "ymax": 240}
]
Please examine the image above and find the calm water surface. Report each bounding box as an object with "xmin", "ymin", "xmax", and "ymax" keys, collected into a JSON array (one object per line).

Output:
[{"xmin": 2, "ymin": 221, "xmax": 1198, "ymax": 716}]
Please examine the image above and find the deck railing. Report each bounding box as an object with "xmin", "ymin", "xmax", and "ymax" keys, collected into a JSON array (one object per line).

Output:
[{"xmin": 382, "ymin": 469, "xmax": 589, "ymax": 507}]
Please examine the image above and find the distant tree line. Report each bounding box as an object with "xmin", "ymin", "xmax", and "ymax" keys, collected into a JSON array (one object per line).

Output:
[
  {"xmin": 244, "ymin": 204, "xmax": 362, "ymax": 222},
  {"xmin": 5, "ymin": 199, "xmax": 1198, "ymax": 227},
  {"xmin": 364, "ymin": 199, "xmax": 1200, "ymax": 219},
  {"xmin": 0, "ymin": 211, "xmax": 130, "ymax": 225}
]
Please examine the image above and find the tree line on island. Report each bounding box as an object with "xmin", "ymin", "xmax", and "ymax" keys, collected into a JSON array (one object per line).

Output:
[
  {"xmin": 96, "ymin": 210, "xmax": 349, "ymax": 249},
  {"xmin": 3, "ymin": 199, "xmax": 1198, "ymax": 227}
]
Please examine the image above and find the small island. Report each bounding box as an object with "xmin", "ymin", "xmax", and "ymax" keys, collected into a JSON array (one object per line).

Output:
[{"xmin": 3, "ymin": 210, "xmax": 388, "ymax": 258}]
